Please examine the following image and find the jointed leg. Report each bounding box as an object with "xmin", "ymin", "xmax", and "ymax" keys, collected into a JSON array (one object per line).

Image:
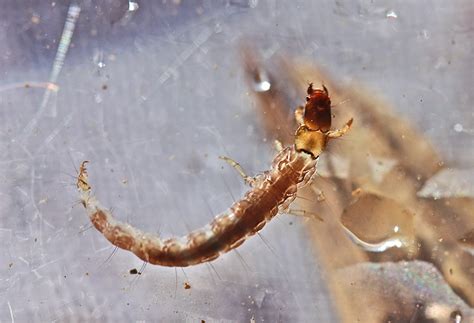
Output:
[
  {"xmin": 287, "ymin": 208, "xmax": 324, "ymax": 222},
  {"xmin": 219, "ymin": 156, "xmax": 255, "ymax": 186},
  {"xmin": 327, "ymin": 118, "xmax": 353, "ymax": 139},
  {"xmin": 294, "ymin": 105, "xmax": 304, "ymax": 125},
  {"xmin": 273, "ymin": 140, "xmax": 284, "ymax": 152}
]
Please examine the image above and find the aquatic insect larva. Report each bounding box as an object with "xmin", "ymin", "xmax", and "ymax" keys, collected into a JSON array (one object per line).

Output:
[{"xmin": 77, "ymin": 85, "xmax": 352, "ymax": 267}]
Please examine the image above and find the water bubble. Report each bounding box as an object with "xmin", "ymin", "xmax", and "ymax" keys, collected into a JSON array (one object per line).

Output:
[
  {"xmin": 128, "ymin": 1, "xmax": 139, "ymax": 12},
  {"xmin": 255, "ymin": 80, "xmax": 271, "ymax": 92},
  {"xmin": 93, "ymin": 50, "xmax": 107, "ymax": 70},
  {"xmin": 385, "ymin": 10, "xmax": 398, "ymax": 19},
  {"xmin": 94, "ymin": 93, "xmax": 103, "ymax": 103},
  {"xmin": 450, "ymin": 310, "xmax": 462, "ymax": 323},
  {"xmin": 340, "ymin": 192, "xmax": 415, "ymax": 252},
  {"xmin": 454, "ymin": 123, "xmax": 464, "ymax": 133},
  {"xmin": 252, "ymin": 68, "xmax": 271, "ymax": 92}
]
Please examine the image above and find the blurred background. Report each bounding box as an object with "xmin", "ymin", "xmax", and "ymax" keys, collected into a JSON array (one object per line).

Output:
[{"xmin": 0, "ymin": 1, "xmax": 472, "ymax": 322}]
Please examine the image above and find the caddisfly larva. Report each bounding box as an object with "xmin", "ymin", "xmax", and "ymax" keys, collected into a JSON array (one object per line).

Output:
[{"xmin": 77, "ymin": 85, "xmax": 353, "ymax": 267}]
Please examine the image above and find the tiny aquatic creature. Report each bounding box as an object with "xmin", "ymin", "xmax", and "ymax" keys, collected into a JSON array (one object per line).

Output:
[{"xmin": 77, "ymin": 85, "xmax": 352, "ymax": 267}]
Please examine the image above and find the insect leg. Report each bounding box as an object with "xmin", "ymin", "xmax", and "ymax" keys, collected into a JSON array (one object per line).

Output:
[
  {"xmin": 327, "ymin": 118, "xmax": 353, "ymax": 139},
  {"xmin": 273, "ymin": 140, "xmax": 284, "ymax": 152},
  {"xmin": 294, "ymin": 105, "xmax": 304, "ymax": 125},
  {"xmin": 286, "ymin": 208, "xmax": 324, "ymax": 222},
  {"xmin": 219, "ymin": 156, "xmax": 256, "ymax": 186}
]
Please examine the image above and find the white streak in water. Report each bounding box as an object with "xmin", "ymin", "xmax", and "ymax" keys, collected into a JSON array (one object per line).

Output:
[
  {"xmin": 20, "ymin": 4, "xmax": 81, "ymax": 141},
  {"xmin": 341, "ymin": 225, "xmax": 405, "ymax": 253},
  {"xmin": 158, "ymin": 28, "xmax": 214, "ymax": 84},
  {"xmin": 7, "ymin": 301, "xmax": 14, "ymax": 323}
]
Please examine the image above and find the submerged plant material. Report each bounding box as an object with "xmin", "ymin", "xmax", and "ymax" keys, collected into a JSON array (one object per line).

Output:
[
  {"xmin": 459, "ymin": 229, "xmax": 474, "ymax": 256},
  {"xmin": 241, "ymin": 47, "xmax": 474, "ymax": 322},
  {"xmin": 336, "ymin": 261, "xmax": 474, "ymax": 322},
  {"xmin": 418, "ymin": 168, "xmax": 474, "ymax": 199},
  {"xmin": 340, "ymin": 192, "xmax": 416, "ymax": 253}
]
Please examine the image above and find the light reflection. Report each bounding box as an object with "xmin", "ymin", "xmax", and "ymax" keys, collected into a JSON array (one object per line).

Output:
[
  {"xmin": 341, "ymin": 225, "xmax": 405, "ymax": 252},
  {"xmin": 386, "ymin": 10, "xmax": 398, "ymax": 19},
  {"xmin": 252, "ymin": 68, "xmax": 271, "ymax": 92},
  {"xmin": 128, "ymin": 1, "xmax": 139, "ymax": 12}
]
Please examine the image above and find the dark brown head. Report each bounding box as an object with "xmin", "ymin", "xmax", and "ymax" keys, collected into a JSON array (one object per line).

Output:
[{"xmin": 304, "ymin": 83, "xmax": 332, "ymax": 132}]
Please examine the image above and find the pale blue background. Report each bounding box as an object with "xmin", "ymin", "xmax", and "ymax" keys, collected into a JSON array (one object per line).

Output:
[{"xmin": 0, "ymin": 1, "xmax": 472, "ymax": 321}]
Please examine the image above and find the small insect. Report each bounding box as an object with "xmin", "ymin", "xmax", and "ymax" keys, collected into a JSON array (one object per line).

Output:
[{"xmin": 77, "ymin": 85, "xmax": 353, "ymax": 267}]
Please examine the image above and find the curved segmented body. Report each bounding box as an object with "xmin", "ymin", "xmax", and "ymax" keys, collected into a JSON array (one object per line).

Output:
[
  {"xmin": 78, "ymin": 84, "xmax": 352, "ymax": 267},
  {"xmin": 79, "ymin": 147, "xmax": 316, "ymax": 267}
]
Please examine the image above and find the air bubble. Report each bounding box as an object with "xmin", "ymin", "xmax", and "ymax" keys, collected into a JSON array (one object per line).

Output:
[
  {"xmin": 94, "ymin": 93, "xmax": 103, "ymax": 103},
  {"xmin": 385, "ymin": 10, "xmax": 398, "ymax": 19},
  {"xmin": 450, "ymin": 310, "xmax": 462, "ymax": 323},
  {"xmin": 340, "ymin": 192, "xmax": 415, "ymax": 253},
  {"xmin": 255, "ymin": 80, "xmax": 271, "ymax": 92},
  {"xmin": 454, "ymin": 123, "xmax": 464, "ymax": 133},
  {"xmin": 252, "ymin": 68, "xmax": 271, "ymax": 92},
  {"xmin": 128, "ymin": 1, "xmax": 139, "ymax": 12}
]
